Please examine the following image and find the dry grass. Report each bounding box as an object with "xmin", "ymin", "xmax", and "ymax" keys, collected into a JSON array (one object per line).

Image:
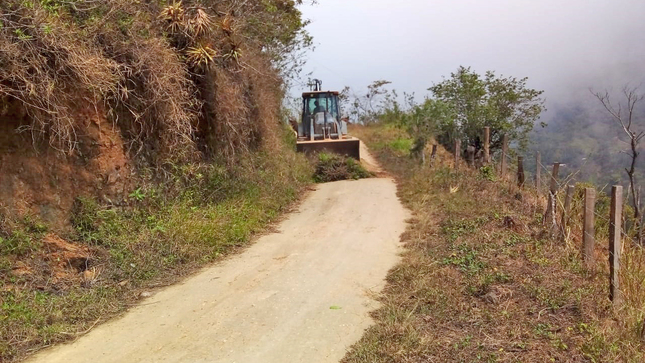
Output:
[
  {"xmin": 106, "ymin": 36, "xmax": 200, "ymax": 157},
  {"xmin": 621, "ymin": 244, "xmax": 645, "ymax": 341},
  {"xmin": 0, "ymin": 0, "xmax": 294, "ymax": 162},
  {"xmin": 0, "ymin": 6, "xmax": 120, "ymax": 152},
  {"xmin": 343, "ymin": 124, "xmax": 645, "ymax": 363},
  {"xmin": 0, "ymin": 1, "xmax": 199, "ymax": 157}
]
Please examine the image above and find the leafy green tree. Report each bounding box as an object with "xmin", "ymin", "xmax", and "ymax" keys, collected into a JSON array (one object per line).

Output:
[
  {"xmin": 429, "ymin": 66, "xmax": 545, "ymax": 152},
  {"xmin": 235, "ymin": 0, "xmax": 316, "ymax": 84},
  {"xmin": 402, "ymin": 98, "xmax": 454, "ymax": 162}
]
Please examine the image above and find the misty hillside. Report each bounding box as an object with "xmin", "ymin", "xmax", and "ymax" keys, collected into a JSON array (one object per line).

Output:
[{"xmin": 531, "ymin": 95, "xmax": 645, "ymax": 189}]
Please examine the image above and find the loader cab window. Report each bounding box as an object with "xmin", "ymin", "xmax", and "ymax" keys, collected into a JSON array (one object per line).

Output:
[{"xmin": 303, "ymin": 93, "xmax": 340, "ymax": 122}]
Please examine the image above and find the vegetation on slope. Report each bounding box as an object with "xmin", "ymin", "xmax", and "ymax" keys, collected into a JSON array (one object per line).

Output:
[
  {"xmin": 0, "ymin": 139, "xmax": 311, "ymax": 361},
  {"xmin": 0, "ymin": 0, "xmax": 310, "ymax": 158},
  {"xmin": 0, "ymin": 1, "xmax": 316, "ymax": 361},
  {"xmin": 342, "ymin": 124, "xmax": 645, "ymax": 362}
]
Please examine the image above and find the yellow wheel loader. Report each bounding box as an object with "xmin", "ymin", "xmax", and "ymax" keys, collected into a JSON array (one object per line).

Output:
[{"xmin": 295, "ymin": 80, "xmax": 360, "ymax": 159}]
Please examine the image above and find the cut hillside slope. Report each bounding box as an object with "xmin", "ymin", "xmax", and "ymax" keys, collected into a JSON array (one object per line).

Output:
[
  {"xmin": 0, "ymin": 0, "xmax": 311, "ymax": 228},
  {"xmin": 342, "ymin": 124, "xmax": 644, "ymax": 363},
  {"xmin": 0, "ymin": 102, "xmax": 132, "ymax": 232},
  {"xmin": 0, "ymin": 1, "xmax": 314, "ymax": 361}
]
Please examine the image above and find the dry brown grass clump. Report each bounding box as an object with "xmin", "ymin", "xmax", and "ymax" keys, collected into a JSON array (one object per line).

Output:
[
  {"xmin": 106, "ymin": 36, "xmax": 200, "ymax": 158},
  {"xmin": 0, "ymin": 0, "xmax": 302, "ymax": 162},
  {"xmin": 0, "ymin": 7, "xmax": 120, "ymax": 152},
  {"xmin": 0, "ymin": 1, "xmax": 200, "ymax": 158}
]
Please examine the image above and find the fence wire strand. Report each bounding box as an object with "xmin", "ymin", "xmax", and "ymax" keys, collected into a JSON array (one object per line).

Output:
[{"xmin": 495, "ymin": 149, "xmax": 637, "ymax": 240}]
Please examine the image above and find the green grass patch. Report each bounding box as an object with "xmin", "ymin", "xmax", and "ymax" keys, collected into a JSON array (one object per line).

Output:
[
  {"xmin": 388, "ymin": 137, "xmax": 413, "ymax": 156},
  {"xmin": 441, "ymin": 243, "xmax": 486, "ymax": 275},
  {"xmin": 0, "ymin": 148, "xmax": 312, "ymax": 362}
]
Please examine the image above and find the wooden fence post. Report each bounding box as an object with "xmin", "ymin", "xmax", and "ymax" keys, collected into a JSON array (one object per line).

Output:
[
  {"xmin": 517, "ymin": 156, "xmax": 525, "ymax": 187},
  {"xmin": 475, "ymin": 149, "xmax": 483, "ymax": 168},
  {"xmin": 609, "ymin": 185, "xmax": 623, "ymax": 305},
  {"xmin": 535, "ymin": 152, "xmax": 541, "ymax": 193},
  {"xmin": 549, "ymin": 163, "xmax": 560, "ymax": 194},
  {"xmin": 467, "ymin": 146, "xmax": 475, "ymax": 167},
  {"xmin": 501, "ymin": 134, "xmax": 508, "ymax": 179},
  {"xmin": 560, "ymin": 185, "xmax": 575, "ymax": 240},
  {"xmin": 483, "ymin": 127, "xmax": 490, "ymax": 164},
  {"xmin": 583, "ymin": 188, "xmax": 596, "ymax": 267},
  {"xmin": 454, "ymin": 140, "xmax": 461, "ymax": 170},
  {"xmin": 543, "ymin": 163, "xmax": 560, "ymax": 231}
]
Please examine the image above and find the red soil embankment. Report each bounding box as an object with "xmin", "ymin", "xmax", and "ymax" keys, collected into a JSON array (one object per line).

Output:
[{"xmin": 0, "ymin": 101, "xmax": 131, "ymax": 232}]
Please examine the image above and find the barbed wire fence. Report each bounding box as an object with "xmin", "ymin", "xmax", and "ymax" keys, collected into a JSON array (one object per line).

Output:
[{"xmin": 449, "ymin": 127, "xmax": 643, "ymax": 308}]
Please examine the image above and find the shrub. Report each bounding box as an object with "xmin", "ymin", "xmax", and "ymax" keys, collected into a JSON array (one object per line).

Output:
[
  {"xmin": 479, "ymin": 165, "xmax": 496, "ymax": 181},
  {"xmin": 313, "ymin": 152, "xmax": 372, "ymax": 183}
]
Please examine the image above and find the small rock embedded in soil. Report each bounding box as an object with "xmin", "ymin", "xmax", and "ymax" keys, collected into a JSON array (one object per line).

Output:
[{"xmin": 483, "ymin": 291, "xmax": 499, "ymax": 304}]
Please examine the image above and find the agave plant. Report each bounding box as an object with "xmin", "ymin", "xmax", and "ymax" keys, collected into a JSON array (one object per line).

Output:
[
  {"xmin": 159, "ymin": 1, "xmax": 185, "ymax": 33},
  {"xmin": 185, "ymin": 45, "xmax": 217, "ymax": 69},
  {"xmin": 187, "ymin": 8, "xmax": 213, "ymax": 38},
  {"xmin": 223, "ymin": 48, "xmax": 242, "ymax": 63},
  {"xmin": 220, "ymin": 14, "xmax": 235, "ymax": 35}
]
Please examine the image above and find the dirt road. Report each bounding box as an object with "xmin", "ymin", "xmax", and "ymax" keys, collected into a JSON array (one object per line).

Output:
[{"xmin": 27, "ymin": 171, "xmax": 408, "ymax": 363}]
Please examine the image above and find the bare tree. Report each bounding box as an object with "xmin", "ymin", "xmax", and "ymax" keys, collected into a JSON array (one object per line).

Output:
[
  {"xmin": 345, "ymin": 80, "xmax": 393, "ymax": 124},
  {"xmin": 593, "ymin": 86, "xmax": 645, "ymax": 240}
]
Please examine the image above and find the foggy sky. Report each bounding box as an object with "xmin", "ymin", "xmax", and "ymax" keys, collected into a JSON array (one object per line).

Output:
[{"xmin": 296, "ymin": 0, "xmax": 645, "ymax": 109}]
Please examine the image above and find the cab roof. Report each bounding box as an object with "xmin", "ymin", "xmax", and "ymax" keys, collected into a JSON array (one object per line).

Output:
[{"xmin": 302, "ymin": 91, "xmax": 340, "ymax": 97}]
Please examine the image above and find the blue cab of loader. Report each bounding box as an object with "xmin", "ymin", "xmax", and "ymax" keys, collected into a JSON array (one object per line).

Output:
[{"xmin": 295, "ymin": 80, "xmax": 361, "ymax": 159}]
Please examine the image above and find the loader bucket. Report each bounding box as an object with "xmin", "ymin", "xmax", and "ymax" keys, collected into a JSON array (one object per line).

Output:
[{"xmin": 296, "ymin": 139, "xmax": 361, "ymax": 160}]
